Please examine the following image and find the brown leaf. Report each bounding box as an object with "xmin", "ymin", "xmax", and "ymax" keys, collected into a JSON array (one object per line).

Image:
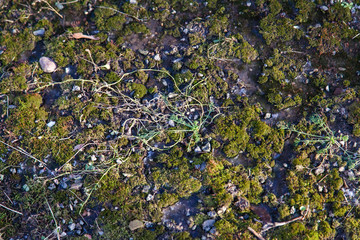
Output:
[{"xmin": 71, "ymin": 32, "xmax": 99, "ymax": 40}]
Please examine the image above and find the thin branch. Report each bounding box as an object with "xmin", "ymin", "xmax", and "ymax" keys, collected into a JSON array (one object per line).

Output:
[
  {"xmin": 247, "ymin": 226, "xmax": 266, "ymax": 240},
  {"xmin": 0, "ymin": 203, "xmax": 23, "ymax": 215},
  {"xmin": 97, "ymin": 6, "xmax": 143, "ymax": 22}
]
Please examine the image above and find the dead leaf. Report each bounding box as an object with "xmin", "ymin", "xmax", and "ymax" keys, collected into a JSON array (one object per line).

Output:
[{"xmin": 71, "ymin": 32, "xmax": 99, "ymax": 40}]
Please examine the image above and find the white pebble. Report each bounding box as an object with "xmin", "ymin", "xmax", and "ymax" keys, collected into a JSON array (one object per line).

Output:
[{"xmin": 39, "ymin": 57, "xmax": 57, "ymax": 73}]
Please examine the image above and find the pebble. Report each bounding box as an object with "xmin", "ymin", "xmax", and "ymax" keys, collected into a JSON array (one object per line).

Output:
[
  {"xmin": 138, "ymin": 49, "xmax": 149, "ymax": 55},
  {"xmin": 154, "ymin": 54, "xmax": 161, "ymax": 61},
  {"xmin": 47, "ymin": 121, "xmax": 56, "ymax": 128},
  {"xmin": 33, "ymin": 28, "xmax": 45, "ymax": 36},
  {"xmin": 202, "ymin": 219, "xmax": 215, "ymax": 232},
  {"xmin": 168, "ymin": 119, "xmax": 175, "ymax": 127},
  {"xmin": 194, "ymin": 146, "xmax": 202, "ymax": 153},
  {"xmin": 70, "ymin": 182, "xmax": 83, "ymax": 190},
  {"xmin": 320, "ymin": 5, "xmax": 329, "ymax": 11},
  {"xmin": 207, "ymin": 211, "xmax": 216, "ymax": 218},
  {"xmin": 68, "ymin": 223, "xmax": 76, "ymax": 231},
  {"xmin": 146, "ymin": 194, "xmax": 154, "ymax": 201},
  {"xmin": 129, "ymin": 0, "xmax": 137, "ymax": 4},
  {"xmin": 142, "ymin": 185, "xmax": 151, "ymax": 193},
  {"xmin": 129, "ymin": 220, "xmax": 144, "ymax": 231},
  {"xmin": 60, "ymin": 181, "xmax": 68, "ymax": 189},
  {"xmin": 22, "ymin": 184, "xmax": 30, "ymax": 192},
  {"xmin": 202, "ymin": 142, "xmax": 211, "ymax": 152},
  {"xmin": 48, "ymin": 183, "xmax": 56, "ymax": 190},
  {"xmin": 264, "ymin": 113, "xmax": 271, "ymax": 119},
  {"xmin": 72, "ymin": 85, "xmax": 81, "ymax": 92},
  {"xmin": 39, "ymin": 57, "xmax": 57, "ymax": 73}
]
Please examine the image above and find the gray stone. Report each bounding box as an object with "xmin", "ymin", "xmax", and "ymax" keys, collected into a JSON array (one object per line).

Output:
[
  {"xmin": 194, "ymin": 146, "xmax": 202, "ymax": 153},
  {"xmin": 320, "ymin": 5, "xmax": 329, "ymax": 11},
  {"xmin": 202, "ymin": 219, "xmax": 215, "ymax": 232},
  {"xmin": 234, "ymin": 197, "xmax": 250, "ymax": 211},
  {"xmin": 33, "ymin": 28, "xmax": 45, "ymax": 36},
  {"xmin": 207, "ymin": 211, "xmax": 216, "ymax": 218},
  {"xmin": 146, "ymin": 194, "xmax": 154, "ymax": 201},
  {"xmin": 202, "ymin": 142, "xmax": 211, "ymax": 152},
  {"xmin": 39, "ymin": 57, "xmax": 57, "ymax": 73},
  {"xmin": 68, "ymin": 223, "xmax": 76, "ymax": 231},
  {"xmin": 154, "ymin": 54, "xmax": 161, "ymax": 61},
  {"xmin": 129, "ymin": 220, "xmax": 144, "ymax": 231}
]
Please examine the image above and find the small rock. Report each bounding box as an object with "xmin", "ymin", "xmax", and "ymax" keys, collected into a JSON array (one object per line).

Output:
[
  {"xmin": 129, "ymin": 0, "xmax": 137, "ymax": 4},
  {"xmin": 210, "ymin": 227, "xmax": 217, "ymax": 234},
  {"xmin": 315, "ymin": 167, "xmax": 324, "ymax": 176},
  {"xmin": 202, "ymin": 142, "xmax": 211, "ymax": 152},
  {"xmin": 138, "ymin": 49, "xmax": 149, "ymax": 55},
  {"xmin": 129, "ymin": 220, "xmax": 144, "ymax": 231},
  {"xmin": 47, "ymin": 121, "xmax": 56, "ymax": 128},
  {"xmin": 264, "ymin": 113, "xmax": 271, "ymax": 119},
  {"xmin": 154, "ymin": 54, "xmax": 161, "ymax": 61},
  {"xmin": 72, "ymin": 85, "xmax": 81, "ymax": 92},
  {"xmin": 202, "ymin": 219, "xmax": 215, "ymax": 232},
  {"xmin": 207, "ymin": 211, "xmax": 216, "ymax": 218},
  {"xmin": 146, "ymin": 194, "xmax": 154, "ymax": 201},
  {"xmin": 194, "ymin": 146, "xmax": 202, "ymax": 153},
  {"xmin": 91, "ymin": 155, "xmax": 97, "ymax": 161},
  {"xmin": 68, "ymin": 223, "xmax": 76, "ymax": 231},
  {"xmin": 168, "ymin": 119, "xmax": 175, "ymax": 127},
  {"xmin": 48, "ymin": 183, "xmax": 56, "ymax": 190},
  {"xmin": 22, "ymin": 184, "xmax": 30, "ymax": 192},
  {"xmin": 142, "ymin": 185, "xmax": 151, "ymax": 193},
  {"xmin": 39, "ymin": 57, "xmax": 57, "ymax": 73},
  {"xmin": 70, "ymin": 182, "xmax": 83, "ymax": 190},
  {"xmin": 33, "ymin": 28, "xmax": 45, "ymax": 36},
  {"xmin": 320, "ymin": 5, "xmax": 329, "ymax": 11},
  {"xmin": 60, "ymin": 232, "xmax": 67, "ymax": 237},
  {"xmin": 290, "ymin": 206, "xmax": 296, "ymax": 214},
  {"xmin": 60, "ymin": 181, "xmax": 68, "ymax": 189}
]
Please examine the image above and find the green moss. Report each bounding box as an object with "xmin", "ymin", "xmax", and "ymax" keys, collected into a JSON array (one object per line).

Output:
[
  {"xmin": 215, "ymin": 219, "xmax": 237, "ymax": 236},
  {"xmin": 158, "ymin": 192, "xmax": 179, "ymax": 208},
  {"xmin": 0, "ymin": 63, "xmax": 32, "ymax": 93},
  {"xmin": 278, "ymin": 204, "xmax": 291, "ymax": 220},
  {"xmin": 6, "ymin": 93, "xmax": 48, "ymax": 135},
  {"xmin": 318, "ymin": 220, "xmax": 335, "ymax": 240},
  {"xmin": 345, "ymin": 218, "xmax": 360, "ymax": 240},
  {"xmin": 130, "ymin": 83, "xmax": 147, "ymax": 99},
  {"xmin": 0, "ymin": 28, "xmax": 36, "ymax": 65}
]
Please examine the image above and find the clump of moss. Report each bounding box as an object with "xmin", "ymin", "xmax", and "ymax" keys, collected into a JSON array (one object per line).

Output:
[
  {"xmin": 130, "ymin": 83, "xmax": 147, "ymax": 99},
  {"xmin": 259, "ymin": 0, "xmax": 303, "ymax": 45},
  {"xmin": 259, "ymin": 49, "xmax": 304, "ymax": 109},
  {"xmin": 0, "ymin": 28, "xmax": 36, "ymax": 65},
  {"xmin": 6, "ymin": 93, "xmax": 48, "ymax": 136},
  {"xmin": 0, "ymin": 63, "xmax": 32, "ymax": 93},
  {"xmin": 348, "ymin": 101, "xmax": 360, "ymax": 137}
]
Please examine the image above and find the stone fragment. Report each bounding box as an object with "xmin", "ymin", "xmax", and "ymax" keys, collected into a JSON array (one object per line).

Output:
[
  {"xmin": 129, "ymin": 220, "xmax": 144, "ymax": 231},
  {"xmin": 154, "ymin": 54, "xmax": 161, "ymax": 61},
  {"xmin": 202, "ymin": 219, "xmax": 215, "ymax": 232},
  {"xmin": 68, "ymin": 223, "xmax": 76, "ymax": 231},
  {"xmin": 33, "ymin": 28, "xmax": 45, "ymax": 36},
  {"xmin": 320, "ymin": 5, "xmax": 329, "ymax": 11},
  {"xmin": 39, "ymin": 57, "xmax": 57, "ymax": 73}
]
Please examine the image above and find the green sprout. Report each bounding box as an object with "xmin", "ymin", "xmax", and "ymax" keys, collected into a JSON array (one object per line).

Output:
[{"xmin": 279, "ymin": 114, "xmax": 359, "ymax": 168}]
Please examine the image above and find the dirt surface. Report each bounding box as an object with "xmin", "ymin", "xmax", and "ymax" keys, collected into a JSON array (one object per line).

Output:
[{"xmin": 1, "ymin": 0, "xmax": 360, "ymax": 239}]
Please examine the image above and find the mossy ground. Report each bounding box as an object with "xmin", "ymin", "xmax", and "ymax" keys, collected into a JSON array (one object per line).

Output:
[{"xmin": 1, "ymin": 0, "xmax": 360, "ymax": 239}]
